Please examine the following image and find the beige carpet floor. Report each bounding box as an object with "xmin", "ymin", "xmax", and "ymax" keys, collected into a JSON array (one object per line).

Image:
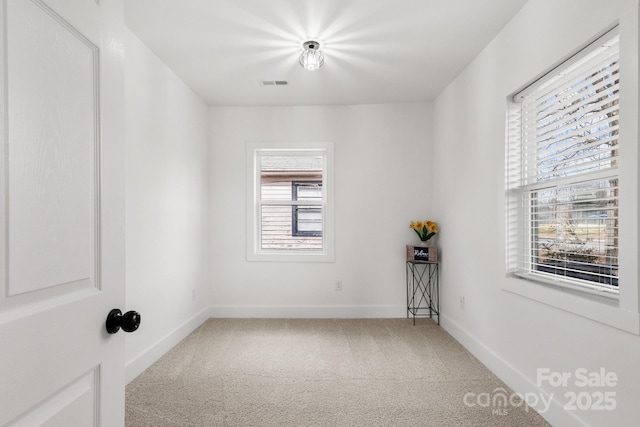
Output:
[{"xmin": 126, "ymin": 318, "xmax": 551, "ymax": 427}]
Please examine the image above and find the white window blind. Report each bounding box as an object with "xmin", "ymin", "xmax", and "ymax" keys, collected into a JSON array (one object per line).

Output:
[{"xmin": 508, "ymin": 28, "xmax": 620, "ymax": 296}]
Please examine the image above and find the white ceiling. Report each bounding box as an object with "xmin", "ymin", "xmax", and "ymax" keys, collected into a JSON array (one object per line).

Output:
[{"xmin": 125, "ymin": 0, "xmax": 528, "ymax": 106}]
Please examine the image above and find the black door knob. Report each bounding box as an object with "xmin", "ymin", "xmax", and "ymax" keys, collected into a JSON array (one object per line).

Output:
[{"xmin": 106, "ymin": 309, "xmax": 141, "ymax": 334}]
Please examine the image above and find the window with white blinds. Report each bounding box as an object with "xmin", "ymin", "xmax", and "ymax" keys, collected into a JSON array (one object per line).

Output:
[{"xmin": 507, "ymin": 28, "xmax": 620, "ymax": 296}]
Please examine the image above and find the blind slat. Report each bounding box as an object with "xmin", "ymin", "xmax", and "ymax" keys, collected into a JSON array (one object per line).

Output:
[
  {"xmin": 531, "ymin": 97, "xmax": 619, "ymax": 142},
  {"xmin": 532, "ymin": 74, "xmax": 618, "ymax": 121},
  {"xmin": 529, "ymin": 62, "xmax": 619, "ymax": 113}
]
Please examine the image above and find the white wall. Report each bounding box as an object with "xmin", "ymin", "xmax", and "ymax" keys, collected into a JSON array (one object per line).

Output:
[
  {"xmin": 124, "ymin": 28, "xmax": 209, "ymax": 382},
  {"xmin": 209, "ymin": 103, "xmax": 433, "ymax": 317},
  {"xmin": 432, "ymin": 1, "xmax": 640, "ymax": 426}
]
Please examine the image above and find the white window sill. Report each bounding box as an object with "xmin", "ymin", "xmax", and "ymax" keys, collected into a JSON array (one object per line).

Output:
[
  {"xmin": 247, "ymin": 250, "xmax": 334, "ymax": 263},
  {"xmin": 503, "ymin": 275, "xmax": 640, "ymax": 335}
]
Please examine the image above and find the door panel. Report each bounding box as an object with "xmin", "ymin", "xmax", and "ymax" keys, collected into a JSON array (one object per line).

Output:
[
  {"xmin": 6, "ymin": 0, "xmax": 98, "ymax": 296},
  {"xmin": 0, "ymin": 0, "xmax": 125, "ymax": 426},
  {"xmin": 7, "ymin": 369, "xmax": 98, "ymax": 427}
]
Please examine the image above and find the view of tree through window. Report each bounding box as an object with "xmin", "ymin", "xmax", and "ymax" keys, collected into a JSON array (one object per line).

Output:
[{"xmin": 510, "ymin": 29, "xmax": 620, "ymax": 293}]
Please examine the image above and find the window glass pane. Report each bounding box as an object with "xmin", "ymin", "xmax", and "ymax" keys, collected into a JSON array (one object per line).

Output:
[
  {"xmin": 261, "ymin": 205, "xmax": 323, "ymax": 251},
  {"xmin": 528, "ymin": 177, "xmax": 618, "ymax": 287},
  {"xmin": 523, "ymin": 60, "xmax": 619, "ymax": 183},
  {"xmin": 260, "ymin": 155, "xmax": 323, "ymax": 201}
]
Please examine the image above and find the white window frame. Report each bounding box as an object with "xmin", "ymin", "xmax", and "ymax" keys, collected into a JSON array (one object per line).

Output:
[
  {"xmin": 511, "ymin": 27, "xmax": 621, "ymax": 297},
  {"xmin": 505, "ymin": 23, "xmax": 640, "ymax": 334},
  {"xmin": 246, "ymin": 141, "xmax": 335, "ymax": 262}
]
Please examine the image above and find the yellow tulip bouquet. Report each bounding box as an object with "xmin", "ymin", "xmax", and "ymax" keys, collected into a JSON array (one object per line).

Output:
[{"xmin": 409, "ymin": 220, "xmax": 438, "ymax": 242}]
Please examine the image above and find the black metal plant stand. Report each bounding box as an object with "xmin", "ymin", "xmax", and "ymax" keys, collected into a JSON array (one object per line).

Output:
[{"xmin": 406, "ymin": 261, "xmax": 439, "ymax": 325}]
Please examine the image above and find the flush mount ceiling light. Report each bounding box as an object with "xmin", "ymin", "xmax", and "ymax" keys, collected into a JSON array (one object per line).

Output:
[{"xmin": 299, "ymin": 40, "xmax": 324, "ymax": 71}]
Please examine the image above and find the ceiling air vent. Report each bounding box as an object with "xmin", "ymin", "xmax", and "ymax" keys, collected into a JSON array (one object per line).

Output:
[{"xmin": 260, "ymin": 80, "xmax": 288, "ymax": 86}]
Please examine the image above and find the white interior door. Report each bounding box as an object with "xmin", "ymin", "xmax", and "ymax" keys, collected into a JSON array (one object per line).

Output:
[{"xmin": 0, "ymin": 0, "xmax": 126, "ymax": 426}]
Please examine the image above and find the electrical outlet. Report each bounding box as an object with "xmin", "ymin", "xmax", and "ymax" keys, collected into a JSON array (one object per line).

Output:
[
  {"xmin": 460, "ymin": 296, "xmax": 465, "ymax": 310},
  {"xmin": 335, "ymin": 280, "xmax": 343, "ymax": 291}
]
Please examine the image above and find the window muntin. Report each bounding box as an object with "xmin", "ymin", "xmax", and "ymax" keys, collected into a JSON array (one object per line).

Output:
[{"xmin": 508, "ymin": 28, "xmax": 620, "ymax": 296}]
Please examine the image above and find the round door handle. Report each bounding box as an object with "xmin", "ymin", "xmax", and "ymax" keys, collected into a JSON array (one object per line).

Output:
[{"xmin": 106, "ymin": 309, "xmax": 141, "ymax": 334}]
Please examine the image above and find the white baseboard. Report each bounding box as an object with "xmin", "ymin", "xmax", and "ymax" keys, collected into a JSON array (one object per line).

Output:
[
  {"xmin": 440, "ymin": 313, "xmax": 588, "ymax": 427},
  {"xmin": 208, "ymin": 305, "xmax": 406, "ymax": 319},
  {"xmin": 125, "ymin": 308, "xmax": 209, "ymax": 383}
]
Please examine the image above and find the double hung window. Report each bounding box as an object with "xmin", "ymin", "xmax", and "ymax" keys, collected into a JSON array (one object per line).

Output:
[
  {"xmin": 507, "ymin": 28, "xmax": 620, "ymax": 297},
  {"xmin": 246, "ymin": 142, "xmax": 334, "ymax": 262}
]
